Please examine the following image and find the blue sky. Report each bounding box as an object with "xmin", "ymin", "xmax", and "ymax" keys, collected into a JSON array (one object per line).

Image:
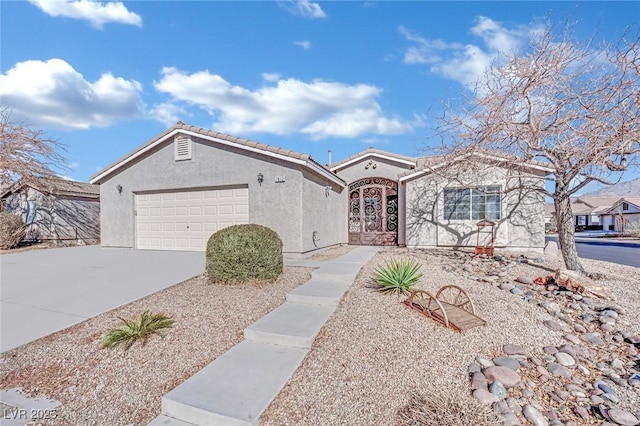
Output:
[{"xmin": 1, "ymin": 1, "xmax": 639, "ymax": 187}]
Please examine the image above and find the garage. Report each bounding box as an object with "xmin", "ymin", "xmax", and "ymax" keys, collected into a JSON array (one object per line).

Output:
[{"xmin": 135, "ymin": 186, "xmax": 249, "ymax": 251}]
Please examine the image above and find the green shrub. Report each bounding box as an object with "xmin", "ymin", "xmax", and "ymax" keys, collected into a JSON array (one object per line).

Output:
[
  {"xmin": 0, "ymin": 212, "xmax": 26, "ymax": 250},
  {"xmin": 372, "ymin": 258, "xmax": 423, "ymax": 296},
  {"xmin": 101, "ymin": 311, "xmax": 175, "ymax": 351},
  {"xmin": 206, "ymin": 224, "xmax": 283, "ymax": 284}
]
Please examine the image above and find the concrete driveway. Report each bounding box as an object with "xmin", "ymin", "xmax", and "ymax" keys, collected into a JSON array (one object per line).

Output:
[{"xmin": 0, "ymin": 246, "xmax": 204, "ymax": 353}]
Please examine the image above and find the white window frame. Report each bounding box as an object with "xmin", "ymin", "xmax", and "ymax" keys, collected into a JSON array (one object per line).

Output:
[{"xmin": 443, "ymin": 185, "xmax": 501, "ymax": 221}]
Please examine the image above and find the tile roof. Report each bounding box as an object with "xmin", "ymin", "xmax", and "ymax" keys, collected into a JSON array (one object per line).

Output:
[
  {"xmin": 573, "ymin": 196, "xmax": 621, "ymax": 208},
  {"xmin": 329, "ymin": 147, "xmax": 417, "ymax": 170},
  {"xmin": 90, "ymin": 122, "xmax": 344, "ymax": 186},
  {"xmin": 1, "ymin": 177, "xmax": 99, "ymax": 199},
  {"xmin": 398, "ymin": 151, "xmax": 553, "ymax": 181}
]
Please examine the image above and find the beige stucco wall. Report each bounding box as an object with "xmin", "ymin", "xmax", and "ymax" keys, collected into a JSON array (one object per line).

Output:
[
  {"xmin": 99, "ymin": 134, "xmax": 342, "ymax": 255},
  {"xmin": 300, "ymin": 170, "xmax": 348, "ymax": 253},
  {"xmin": 405, "ymin": 164, "xmax": 546, "ymax": 251},
  {"xmin": 333, "ymin": 156, "xmax": 414, "ymax": 184}
]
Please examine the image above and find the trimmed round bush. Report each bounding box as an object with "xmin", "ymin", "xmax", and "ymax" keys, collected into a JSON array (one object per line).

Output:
[
  {"xmin": 206, "ymin": 224, "xmax": 283, "ymax": 284},
  {"xmin": 0, "ymin": 212, "xmax": 25, "ymax": 250}
]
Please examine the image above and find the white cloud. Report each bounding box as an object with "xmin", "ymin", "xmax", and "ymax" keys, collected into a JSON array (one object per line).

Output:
[
  {"xmin": 278, "ymin": 0, "xmax": 327, "ymax": 19},
  {"xmin": 294, "ymin": 40, "xmax": 311, "ymax": 50},
  {"xmin": 148, "ymin": 102, "xmax": 190, "ymax": 126},
  {"xmin": 400, "ymin": 17, "xmax": 538, "ymax": 88},
  {"xmin": 153, "ymin": 67, "xmax": 412, "ymax": 139},
  {"xmin": 0, "ymin": 58, "xmax": 144, "ymax": 129},
  {"xmin": 29, "ymin": 0, "xmax": 142, "ymax": 28},
  {"xmin": 262, "ymin": 72, "xmax": 281, "ymax": 82}
]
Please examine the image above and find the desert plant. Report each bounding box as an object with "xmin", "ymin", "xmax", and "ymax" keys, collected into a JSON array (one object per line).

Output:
[
  {"xmin": 624, "ymin": 220, "xmax": 640, "ymax": 238},
  {"xmin": 0, "ymin": 212, "xmax": 25, "ymax": 249},
  {"xmin": 371, "ymin": 258, "xmax": 423, "ymax": 296},
  {"xmin": 397, "ymin": 391, "xmax": 502, "ymax": 426},
  {"xmin": 101, "ymin": 311, "xmax": 175, "ymax": 350},
  {"xmin": 206, "ymin": 224, "xmax": 283, "ymax": 285}
]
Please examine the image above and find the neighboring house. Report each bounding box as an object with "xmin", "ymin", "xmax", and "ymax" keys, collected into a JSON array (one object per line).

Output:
[
  {"xmin": 89, "ymin": 122, "xmax": 550, "ymax": 256},
  {"xmin": 600, "ymin": 197, "xmax": 640, "ymax": 232},
  {"xmin": 0, "ymin": 177, "xmax": 100, "ymax": 242},
  {"xmin": 570, "ymin": 196, "xmax": 620, "ymax": 230},
  {"xmin": 544, "ymin": 195, "xmax": 640, "ymax": 233}
]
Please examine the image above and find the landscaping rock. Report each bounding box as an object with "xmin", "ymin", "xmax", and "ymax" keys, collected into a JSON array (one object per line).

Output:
[
  {"xmin": 574, "ymin": 406, "xmax": 590, "ymax": 421},
  {"xmin": 490, "ymin": 380, "xmax": 507, "ymax": 400},
  {"xmin": 554, "ymin": 352, "xmax": 576, "ymax": 367},
  {"xmin": 470, "ymin": 372, "xmax": 487, "ymax": 390},
  {"xmin": 547, "ymin": 363, "xmax": 571, "ymax": 378},
  {"xmin": 503, "ymin": 344, "xmax": 526, "ymax": 355},
  {"xmin": 607, "ymin": 408, "xmax": 639, "ymax": 426},
  {"xmin": 473, "ymin": 388, "xmax": 499, "ymax": 405},
  {"xmin": 493, "ymin": 356, "xmax": 521, "ymax": 371},
  {"xmin": 581, "ymin": 332, "xmax": 605, "ymax": 346},
  {"xmin": 523, "ymin": 404, "xmax": 549, "ymax": 426},
  {"xmin": 483, "ymin": 366, "xmax": 522, "ymax": 388},
  {"xmin": 543, "ymin": 320, "xmax": 568, "ymax": 332}
]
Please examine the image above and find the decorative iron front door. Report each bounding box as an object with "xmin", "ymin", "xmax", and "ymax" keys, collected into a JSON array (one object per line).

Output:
[{"xmin": 348, "ymin": 178, "xmax": 398, "ymax": 245}]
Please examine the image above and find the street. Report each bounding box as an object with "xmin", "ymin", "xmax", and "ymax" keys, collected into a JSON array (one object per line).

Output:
[{"xmin": 546, "ymin": 236, "xmax": 640, "ymax": 268}]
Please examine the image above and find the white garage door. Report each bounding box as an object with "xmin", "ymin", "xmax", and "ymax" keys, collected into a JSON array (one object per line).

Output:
[{"xmin": 135, "ymin": 186, "xmax": 249, "ymax": 251}]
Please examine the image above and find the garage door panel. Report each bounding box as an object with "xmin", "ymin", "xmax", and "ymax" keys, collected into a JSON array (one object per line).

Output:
[
  {"xmin": 219, "ymin": 205, "xmax": 233, "ymax": 215},
  {"xmin": 136, "ymin": 186, "xmax": 249, "ymax": 251}
]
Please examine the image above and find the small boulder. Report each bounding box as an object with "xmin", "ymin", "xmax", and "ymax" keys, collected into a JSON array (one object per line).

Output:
[
  {"xmin": 473, "ymin": 388, "xmax": 499, "ymax": 405},
  {"xmin": 483, "ymin": 366, "xmax": 522, "ymax": 388},
  {"xmin": 523, "ymin": 404, "xmax": 549, "ymax": 426},
  {"xmin": 607, "ymin": 408, "xmax": 639, "ymax": 426},
  {"xmin": 503, "ymin": 344, "xmax": 526, "ymax": 355}
]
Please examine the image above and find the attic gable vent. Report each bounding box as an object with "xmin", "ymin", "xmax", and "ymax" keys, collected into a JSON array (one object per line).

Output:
[{"xmin": 174, "ymin": 134, "xmax": 192, "ymax": 161}]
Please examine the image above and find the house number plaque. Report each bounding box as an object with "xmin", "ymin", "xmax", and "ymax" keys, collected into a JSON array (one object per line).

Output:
[{"xmin": 275, "ymin": 176, "xmax": 286, "ymax": 183}]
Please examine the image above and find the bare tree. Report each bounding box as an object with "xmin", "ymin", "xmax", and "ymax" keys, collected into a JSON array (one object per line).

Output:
[
  {"xmin": 433, "ymin": 22, "xmax": 640, "ymax": 273},
  {"xmin": 0, "ymin": 107, "xmax": 67, "ymax": 188}
]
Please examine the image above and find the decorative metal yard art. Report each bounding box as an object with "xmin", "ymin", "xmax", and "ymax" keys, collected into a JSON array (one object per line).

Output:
[
  {"xmin": 474, "ymin": 220, "xmax": 496, "ymax": 256},
  {"xmin": 403, "ymin": 285, "xmax": 486, "ymax": 332}
]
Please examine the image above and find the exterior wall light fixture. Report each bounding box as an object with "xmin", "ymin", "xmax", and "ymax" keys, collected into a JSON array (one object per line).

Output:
[
  {"xmin": 116, "ymin": 184, "xmax": 123, "ymax": 194},
  {"xmin": 325, "ymin": 185, "xmax": 332, "ymax": 197},
  {"xmin": 257, "ymin": 173, "xmax": 264, "ymax": 186}
]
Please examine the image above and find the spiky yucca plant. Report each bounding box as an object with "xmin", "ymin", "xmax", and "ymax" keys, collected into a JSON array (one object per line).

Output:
[
  {"xmin": 372, "ymin": 258, "xmax": 423, "ymax": 296},
  {"xmin": 101, "ymin": 311, "xmax": 175, "ymax": 350}
]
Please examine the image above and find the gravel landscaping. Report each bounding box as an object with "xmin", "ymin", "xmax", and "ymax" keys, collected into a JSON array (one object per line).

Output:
[
  {"xmin": 2, "ymin": 245, "xmax": 639, "ymax": 426},
  {"xmin": 262, "ymin": 247, "xmax": 640, "ymax": 426},
  {"xmin": 0, "ymin": 267, "xmax": 313, "ymax": 425}
]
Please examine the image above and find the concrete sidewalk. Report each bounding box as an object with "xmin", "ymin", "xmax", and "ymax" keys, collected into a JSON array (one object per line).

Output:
[
  {"xmin": 148, "ymin": 246, "xmax": 379, "ymax": 426},
  {"xmin": 1, "ymin": 246, "xmax": 204, "ymax": 353}
]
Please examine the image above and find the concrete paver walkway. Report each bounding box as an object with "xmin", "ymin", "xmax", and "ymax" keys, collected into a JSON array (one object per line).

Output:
[
  {"xmin": 148, "ymin": 246, "xmax": 379, "ymax": 426},
  {"xmin": 0, "ymin": 246, "xmax": 203, "ymax": 353}
]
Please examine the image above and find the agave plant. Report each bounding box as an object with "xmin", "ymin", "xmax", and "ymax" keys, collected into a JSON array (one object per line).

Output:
[
  {"xmin": 101, "ymin": 311, "xmax": 175, "ymax": 350},
  {"xmin": 371, "ymin": 258, "xmax": 423, "ymax": 296}
]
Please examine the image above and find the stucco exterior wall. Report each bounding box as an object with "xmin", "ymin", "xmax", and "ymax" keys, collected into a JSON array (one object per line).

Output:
[
  {"xmin": 300, "ymin": 170, "xmax": 347, "ymax": 253},
  {"xmin": 405, "ymin": 165, "xmax": 546, "ymax": 251},
  {"xmin": 3, "ymin": 187, "xmax": 99, "ymax": 241},
  {"xmin": 333, "ymin": 156, "xmax": 413, "ymax": 184},
  {"xmin": 99, "ymin": 135, "xmax": 310, "ymax": 254}
]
